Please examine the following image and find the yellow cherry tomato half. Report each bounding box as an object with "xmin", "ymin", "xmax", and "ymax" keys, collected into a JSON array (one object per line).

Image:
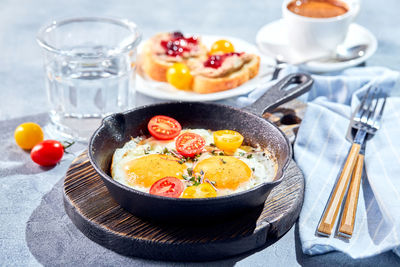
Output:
[
  {"xmin": 209, "ymin": 39, "xmax": 235, "ymax": 55},
  {"xmin": 14, "ymin": 122, "xmax": 44, "ymax": 149},
  {"xmin": 166, "ymin": 63, "xmax": 193, "ymax": 90},
  {"xmin": 182, "ymin": 183, "xmax": 217, "ymax": 198},
  {"xmin": 213, "ymin": 130, "xmax": 244, "ymax": 153}
]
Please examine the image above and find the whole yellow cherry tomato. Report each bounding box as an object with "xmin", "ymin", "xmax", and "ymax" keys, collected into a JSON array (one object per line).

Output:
[
  {"xmin": 209, "ymin": 40, "xmax": 235, "ymax": 55},
  {"xmin": 166, "ymin": 63, "xmax": 193, "ymax": 90},
  {"xmin": 182, "ymin": 183, "xmax": 217, "ymax": 198},
  {"xmin": 213, "ymin": 130, "xmax": 244, "ymax": 153},
  {"xmin": 14, "ymin": 122, "xmax": 44, "ymax": 149}
]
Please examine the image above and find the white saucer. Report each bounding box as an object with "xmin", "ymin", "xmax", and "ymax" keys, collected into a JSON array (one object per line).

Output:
[
  {"xmin": 256, "ymin": 20, "xmax": 378, "ymax": 73},
  {"xmin": 136, "ymin": 35, "xmax": 275, "ymax": 102}
]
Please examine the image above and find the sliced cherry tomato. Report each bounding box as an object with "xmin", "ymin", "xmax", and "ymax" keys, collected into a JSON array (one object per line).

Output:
[
  {"xmin": 175, "ymin": 132, "xmax": 205, "ymax": 157},
  {"xmin": 182, "ymin": 183, "xmax": 217, "ymax": 198},
  {"xmin": 148, "ymin": 115, "xmax": 182, "ymax": 140},
  {"xmin": 149, "ymin": 176, "xmax": 184, "ymax": 198},
  {"xmin": 209, "ymin": 39, "xmax": 235, "ymax": 55},
  {"xmin": 213, "ymin": 130, "xmax": 244, "ymax": 153},
  {"xmin": 30, "ymin": 140, "xmax": 64, "ymax": 166},
  {"xmin": 14, "ymin": 122, "xmax": 44, "ymax": 149}
]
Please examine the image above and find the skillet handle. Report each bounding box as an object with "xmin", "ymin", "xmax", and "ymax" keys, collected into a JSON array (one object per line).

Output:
[{"xmin": 244, "ymin": 73, "xmax": 313, "ymax": 117}]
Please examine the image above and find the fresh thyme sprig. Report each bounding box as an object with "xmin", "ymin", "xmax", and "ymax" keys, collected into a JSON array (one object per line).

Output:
[{"xmin": 182, "ymin": 169, "xmax": 206, "ymax": 186}]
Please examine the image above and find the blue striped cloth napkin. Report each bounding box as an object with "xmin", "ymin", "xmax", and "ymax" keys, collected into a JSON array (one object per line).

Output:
[{"xmin": 233, "ymin": 66, "xmax": 400, "ymax": 258}]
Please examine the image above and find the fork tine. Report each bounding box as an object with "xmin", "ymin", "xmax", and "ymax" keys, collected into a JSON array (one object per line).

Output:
[
  {"xmin": 366, "ymin": 89, "xmax": 380, "ymax": 126},
  {"xmin": 354, "ymin": 87, "xmax": 372, "ymax": 122},
  {"xmin": 372, "ymin": 95, "xmax": 387, "ymax": 130},
  {"xmin": 360, "ymin": 87, "xmax": 379, "ymax": 124},
  {"xmin": 355, "ymin": 86, "xmax": 375, "ymax": 126},
  {"xmin": 360, "ymin": 86, "xmax": 371, "ymax": 103}
]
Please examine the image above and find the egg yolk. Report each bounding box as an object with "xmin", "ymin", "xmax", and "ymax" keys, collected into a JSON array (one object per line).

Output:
[
  {"xmin": 193, "ymin": 156, "xmax": 252, "ymax": 190},
  {"xmin": 123, "ymin": 154, "xmax": 187, "ymax": 188}
]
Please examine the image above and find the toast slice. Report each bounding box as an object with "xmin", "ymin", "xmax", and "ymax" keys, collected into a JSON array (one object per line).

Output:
[
  {"xmin": 190, "ymin": 53, "xmax": 260, "ymax": 94},
  {"xmin": 141, "ymin": 32, "xmax": 208, "ymax": 82}
]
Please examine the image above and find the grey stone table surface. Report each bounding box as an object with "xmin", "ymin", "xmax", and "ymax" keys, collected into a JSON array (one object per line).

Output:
[{"xmin": 1, "ymin": 0, "xmax": 400, "ymax": 266}]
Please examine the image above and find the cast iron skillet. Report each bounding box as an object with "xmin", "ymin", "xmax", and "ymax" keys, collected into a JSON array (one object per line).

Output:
[{"xmin": 88, "ymin": 73, "xmax": 313, "ymax": 223}]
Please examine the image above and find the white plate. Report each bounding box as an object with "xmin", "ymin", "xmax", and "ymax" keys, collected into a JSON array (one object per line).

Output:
[
  {"xmin": 136, "ymin": 35, "xmax": 275, "ymax": 102},
  {"xmin": 256, "ymin": 20, "xmax": 378, "ymax": 73}
]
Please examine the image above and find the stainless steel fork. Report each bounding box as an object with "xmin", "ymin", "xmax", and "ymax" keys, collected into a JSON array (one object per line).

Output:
[
  {"xmin": 316, "ymin": 87, "xmax": 387, "ymax": 237},
  {"xmin": 337, "ymin": 88, "xmax": 387, "ymax": 238}
]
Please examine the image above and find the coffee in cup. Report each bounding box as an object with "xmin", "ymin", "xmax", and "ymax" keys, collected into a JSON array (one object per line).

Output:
[
  {"xmin": 287, "ymin": 0, "xmax": 348, "ymax": 18},
  {"xmin": 282, "ymin": 0, "xmax": 360, "ymax": 60}
]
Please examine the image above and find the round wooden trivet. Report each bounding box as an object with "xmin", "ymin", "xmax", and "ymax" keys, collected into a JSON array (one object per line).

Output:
[{"xmin": 63, "ymin": 151, "xmax": 304, "ymax": 261}]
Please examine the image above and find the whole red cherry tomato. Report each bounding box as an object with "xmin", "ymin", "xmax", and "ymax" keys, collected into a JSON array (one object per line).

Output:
[{"xmin": 30, "ymin": 140, "xmax": 64, "ymax": 166}]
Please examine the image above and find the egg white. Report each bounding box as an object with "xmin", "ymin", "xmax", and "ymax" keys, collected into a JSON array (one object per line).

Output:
[{"xmin": 111, "ymin": 129, "xmax": 277, "ymax": 196}]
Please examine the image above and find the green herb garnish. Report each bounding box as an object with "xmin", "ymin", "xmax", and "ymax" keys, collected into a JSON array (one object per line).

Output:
[{"xmin": 190, "ymin": 176, "xmax": 201, "ymax": 186}]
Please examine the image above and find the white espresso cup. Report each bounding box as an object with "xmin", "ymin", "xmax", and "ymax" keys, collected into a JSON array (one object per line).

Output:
[{"xmin": 282, "ymin": 0, "xmax": 360, "ymax": 60}]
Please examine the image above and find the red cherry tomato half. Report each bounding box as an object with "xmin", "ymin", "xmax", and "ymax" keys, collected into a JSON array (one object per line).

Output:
[
  {"xmin": 149, "ymin": 177, "xmax": 184, "ymax": 198},
  {"xmin": 175, "ymin": 132, "xmax": 206, "ymax": 157},
  {"xmin": 148, "ymin": 115, "xmax": 182, "ymax": 140},
  {"xmin": 30, "ymin": 140, "xmax": 64, "ymax": 167}
]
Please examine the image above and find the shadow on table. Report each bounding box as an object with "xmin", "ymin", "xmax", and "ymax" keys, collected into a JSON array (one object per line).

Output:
[
  {"xmin": 26, "ymin": 176, "xmax": 297, "ymax": 266},
  {"xmin": 25, "ymin": 178, "xmax": 243, "ymax": 266},
  {"xmin": 293, "ymin": 223, "xmax": 400, "ymax": 266},
  {"xmin": 25, "ymin": 176, "xmax": 292, "ymax": 266}
]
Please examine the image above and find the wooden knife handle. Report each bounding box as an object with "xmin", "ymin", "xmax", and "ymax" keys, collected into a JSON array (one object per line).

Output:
[
  {"xmin": 338, "ymin": 154, "xmax": 364, "ymax": 238},
  {"xmin": 316, "ymin": 143, "xmax": 360, "ymax": 236}
]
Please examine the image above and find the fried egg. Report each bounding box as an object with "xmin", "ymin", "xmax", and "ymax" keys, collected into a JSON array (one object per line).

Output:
[
  {"xmin": 123, "ymin": 154, "xmax": 187, "ymax": 188},
  {"xmin": 111, "ymin": 129, "xmax": 277, "ymax": 197},
  {"xmin": 193, "ymin": 156, "xmax": 252, "ymax": 190}
]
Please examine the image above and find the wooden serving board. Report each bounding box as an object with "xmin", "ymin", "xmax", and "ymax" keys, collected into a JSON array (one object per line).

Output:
[
  {"xmin": 263, "ymin": 99, "xmax": 308, "ymax": 143},
  {"xmin": 63, "ymin": 151, "xmax": 304, "ymax": 261}
]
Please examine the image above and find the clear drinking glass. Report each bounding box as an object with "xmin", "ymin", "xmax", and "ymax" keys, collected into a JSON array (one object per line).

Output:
[{"xmin": 37, "ymin": 17, "xmax": 141, "ymax": 141}]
